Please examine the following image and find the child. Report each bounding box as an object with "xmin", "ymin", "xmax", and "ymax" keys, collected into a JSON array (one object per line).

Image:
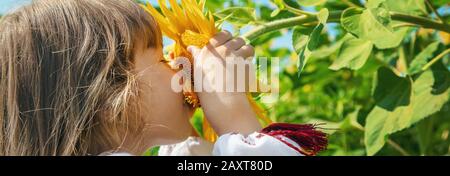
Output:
[{"xmin": 0, "ymin": 0, "xmax": 326, "ymax": 156}]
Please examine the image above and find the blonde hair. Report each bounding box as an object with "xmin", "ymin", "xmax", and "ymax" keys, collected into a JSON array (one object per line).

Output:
[{"xmin": 0, "ymin": 0, "xmax": 162, "ymax": 155}]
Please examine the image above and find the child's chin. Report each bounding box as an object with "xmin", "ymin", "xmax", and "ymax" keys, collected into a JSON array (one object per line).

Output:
[{"xmin": 161, "ymin": 134, "xmax": 192, "ymax": 146}]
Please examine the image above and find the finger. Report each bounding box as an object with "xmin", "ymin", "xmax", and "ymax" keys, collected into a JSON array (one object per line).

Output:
[
  {"xmin": 223, "ymin": 37, "xmax": 246, "ymax": 51},
  {"xmin": 234, "ymin": 45, "xmax": 255, "ymax": 59},
  {"xmin": 209, "ymin": 31, "xmax": 232, "ymax": 47},
  {"xmin": 187, "ymin": 45, "xmax": 201, "ymax": 56}
]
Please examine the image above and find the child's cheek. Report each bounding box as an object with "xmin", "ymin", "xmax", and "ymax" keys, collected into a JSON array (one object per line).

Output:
[{"xmin": 156, "ymin": 64, "xmax": 192, "ymax": 130}]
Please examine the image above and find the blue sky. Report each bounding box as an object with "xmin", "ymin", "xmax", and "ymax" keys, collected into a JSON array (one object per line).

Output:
[{"xmin": 0, "ymin": 0, "xmax": 30, "ymax": 15}]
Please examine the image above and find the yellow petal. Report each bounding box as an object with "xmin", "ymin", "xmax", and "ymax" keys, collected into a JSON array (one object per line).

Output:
[
  {"xmin": 168, "ymin": 0, "xmax": 193, "ymax": 30},
  {"xmin": 202, "ymin": 118, "xmax": 218, "ymax": 142},
  {"xmin": 247, "ymin": 93, "xmax": 272, "ymax": 125},
  {"xmin": 158, "ymin": 0, "xmax": 185, "ymax": 34},
  {"xmin": 183, "ymin": 0, "xmax": 209, "ymax": 34},
  {"xmin": 208, "ymin": 12, "xmax": 217, "ymax": 36},
  {"xmin": 199, "ymin": 0, "xmax": 206, "ymax": 11},
  {"xmin": 143, "ymin": 3, "xmax": 179, "ymax": 40}
]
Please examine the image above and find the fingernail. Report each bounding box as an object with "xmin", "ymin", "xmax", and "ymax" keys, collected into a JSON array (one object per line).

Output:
[{"xmin": 187, "ymin": 46, "xmax": 193, "ymax": 52}]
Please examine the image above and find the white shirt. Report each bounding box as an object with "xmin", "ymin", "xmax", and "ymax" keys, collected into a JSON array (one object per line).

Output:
[
  {"xmin": 104, "ymin": 123, "xmax": 327, "ymax": 156},
  {"xmin": 158, "ymin": 132, "xmax": 303, "ymax": 156}
]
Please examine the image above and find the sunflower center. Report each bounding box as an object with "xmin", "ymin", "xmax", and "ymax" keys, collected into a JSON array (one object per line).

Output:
[{"xmin": 181, "ymin": 30, "xmax": 211, "ymax": 48}]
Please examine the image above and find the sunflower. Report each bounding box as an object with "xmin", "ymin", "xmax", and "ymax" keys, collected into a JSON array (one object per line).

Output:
[
  {"xmin": 143, "ymin": 0, "xmax": 216, "ymax": 109},
  {"xmin": 142, "ymin": 0, "xmax": 271, "ymax": 142},
  {"xmin": 143, "ymin": 0, "xmax": 216, "ymax": 58}
]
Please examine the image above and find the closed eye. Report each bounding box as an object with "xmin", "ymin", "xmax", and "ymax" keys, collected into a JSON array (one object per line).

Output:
[{"xmin": 160, "ymin": 57, "xmax": 170, "ymax": 63}]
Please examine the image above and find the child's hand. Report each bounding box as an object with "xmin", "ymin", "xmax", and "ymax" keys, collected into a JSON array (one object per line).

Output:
[{"xmin": 187, "ymin": 31, "xmax": 262, "ymax": 136}]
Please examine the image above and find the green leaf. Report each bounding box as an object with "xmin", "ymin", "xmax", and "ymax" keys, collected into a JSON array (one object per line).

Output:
[
  {"xmin": 365, "ymin": 67, "xmax": 413, "ymax": 155},
  {"xmin": 190, "ymin": 108, "xmax": 205, "ymax": 137},
  {"xmin": 317, "ymin": 8, "xmax": 329, "ymax": 24},
  {"xmin": 409, "ymin": 66, "xmax": 450, "ymax": 124},
  {"xmin": 309, "ymin": 34, "xmax": 354, "ymax": 59},
  {"xmin": 292, "ymin": 26, "xmax": 314, "ymax": 77},
  {"xmin": 204, "ymin": 0, "xmax": 226, "ymax": 12},
  {"xmin": 214, "ymin": 7, "xmax": 256, "ymax": 26},
  {"xmin": 433, "ymin": 0, "xmax": 450, "ymax": 6},
  {"xmin": 291, "ymin": 8, "xmax": 326, "ymax": 77},
  {"xmin": 271, "ymin": 8, "xmax": 282, "ymax": 17},
  {"xmin": 143, "ymin": 146, "xmax": 160, "ymax": 156},
  {"xmin": 271, "ymin": 0, "xmax": 286, "ymax": 9},
  {"xmin": 341, "ymin": 7, "xmax": 407, "ymax": 49},
  {"xmin": 373, "ymin": 67, "xmax": 413, "ymax": 110},
  {"xmin": 292, "ymin": 26, "xmax": 313, "ymax": 53},
  {"xmin": 365, "ymin": 67, "xmax": 450, "ymax": 155},
  {"xmin": 384, "ymin": 0, "xmax": 427, "ymax": 15},
  {"xmin": 366, "ymin": 0, "xmax": 426, "ymax": 15},
  {"xmin": 408, "ymin": 42, "xmax": 440, "ymax": 75},
  {"xmin": 366, "ymin": 0, "xmax": 386, "ymax": 8},
  {"xmin": 297, "ymin": 48, "xmax": 312, "ymax": 78},
  {"xmin": 307, "ymin": 24, "xmax": 324, "ymax": 51},
  {"xmin": 297, "ymin": 0, "xmax": 326, "ymax": 6},
  {"xmin": 330, "ymin": 36, "xmax": 374, "ymax": 70}
]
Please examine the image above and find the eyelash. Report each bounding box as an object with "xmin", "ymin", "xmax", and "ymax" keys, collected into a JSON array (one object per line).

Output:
[{"xmin": 160, "ymin": 58, "xmax": 171, "ymax": 64}]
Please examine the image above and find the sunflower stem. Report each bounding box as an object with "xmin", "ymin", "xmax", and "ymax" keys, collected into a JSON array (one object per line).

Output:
[
  {"xmin": 282, "ymin": 0, "xmax": 317, "ymax": 16},
  {"xmin": 241, "ymin": 11, "xmax": 450, "ymax": 43},
  {"xmin": 341, "ymin": 0, "xmax": 361, "ymax": 8},
  {"xmin": 390, "ymin": 12, "xmax": 450, "ymax": 33},
  {"xmin": 242, "ymin": 11, "xmax": 341, "ymax": 42}
]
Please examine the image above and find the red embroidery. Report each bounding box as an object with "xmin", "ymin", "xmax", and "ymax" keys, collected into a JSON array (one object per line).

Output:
[{"xmin": 260, "ymin": 123, "xmax": 328, "ymax": 156}]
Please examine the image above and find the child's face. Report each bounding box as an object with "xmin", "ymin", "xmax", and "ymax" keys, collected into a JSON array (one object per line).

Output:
[{"xmin": 134, "ymin": 47, "xmax": 195, "ymax": 146}]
